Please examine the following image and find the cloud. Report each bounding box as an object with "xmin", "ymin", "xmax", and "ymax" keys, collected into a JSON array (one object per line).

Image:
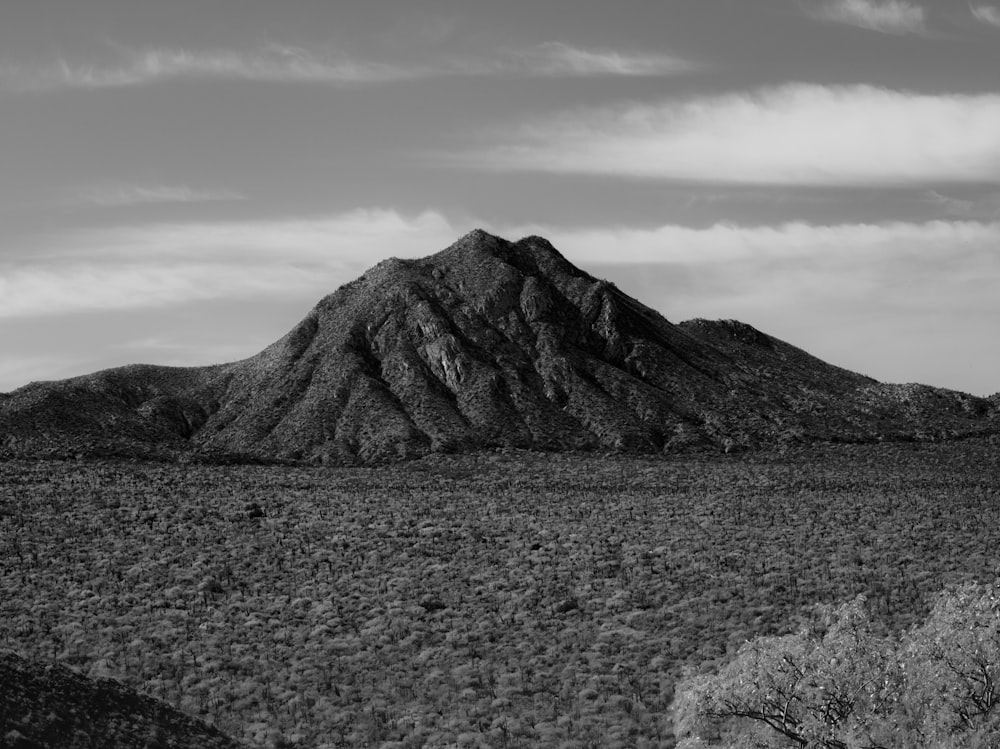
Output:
[
  {"xmin": 450, "ymin": 83, "xmax": 1000, "ymax": 185},
  {"xmin": 518, "ymin": 219, "xmax": 1000, "ymax": 271},
  {"xmin": 0, "ymin": 263, "xmax": 305, "ymax": 318},
  {"xmin": 0, "ymin": 41, "xmax": 694, "ymax": 92},
  {"xmin": 503, "ymin": 42, "xmax": 694, "ymax": 77},
  {"xmin": 0, "ymin": 46, "xmax": 427, "ymax": 92},
  {"xmin": 925, "ymin": 190, "xmax": 1000, "ymax": 219},
  {"xmin": 972, "ymin": 4, "xmax": 1000, "ymax": 26},
  {"xmin": 0, "ymin": 210, "xmax": 461, "ymax": 319},
  {"xmin": 77, "ymin": 209, "xmax": 460, "ymax": 263},
  {"xmin": 66, "ymin": 185, "xmax": 245, "ymax": 208},
  {"xmin": 810, "ymin": 0, "xmax": 926, "ymax": 34}
]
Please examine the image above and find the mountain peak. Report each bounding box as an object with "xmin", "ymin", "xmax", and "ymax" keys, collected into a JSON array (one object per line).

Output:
[
  {"xmin": 2, "ymin": 230, "xmax": 997, "ymax": 463},
  {"xmin": 462, "ymin": 227, "xmax": 499, "ymax": 242},
  {"xmin": 431, "ymin": 230, "xmax": 580, "ymax": 285},
  {"xmin": 448, "ymin": 228, "xmax": 506, "ymax": 253}
]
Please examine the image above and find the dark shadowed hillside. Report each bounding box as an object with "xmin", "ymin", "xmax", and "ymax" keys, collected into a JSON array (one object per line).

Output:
[
  {"xmin": 1, "ymin": 230, "xmax": 996, "ymax": 462},
  {"xmin": 1, "ymin": 651, "xmax": 244, "ymax": 749}
]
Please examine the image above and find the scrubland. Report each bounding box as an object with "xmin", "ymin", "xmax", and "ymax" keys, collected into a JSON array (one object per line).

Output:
[{"xmin": 2, "ymin": 440, "xmax": 998, "ymax": 747}]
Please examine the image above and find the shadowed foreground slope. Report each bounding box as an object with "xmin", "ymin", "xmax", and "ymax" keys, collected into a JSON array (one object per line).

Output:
[
  {"xmin": 1, "ymin": 651, "xmax": 244, "ymax": 749},
  {"xmin": 1, "ymin": 230, "xmax": 996, "ymax": 462}
]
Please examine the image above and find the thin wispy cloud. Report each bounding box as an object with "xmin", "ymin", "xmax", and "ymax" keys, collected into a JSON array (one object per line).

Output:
[
  {"xmin": 504, "ymin": 42, "xmax": 695, "ymax": 77},
  {"xmin": 972, "ymin": 4, "xmax": 1000, "ymax": 26},
  {"xmin": 66, "ymin": 185, "xmax": 245, "ymax": 208},
  {"xmin": 810, "ymin": 0, "xmax": 926, "ymax": 34},
  {"xmin": 0, "ymin": 262, "xmax": 307, "ymax": 319},
  {"xmin": 451, "ymin": 84, "xmax": 1000, "ymax": 186},
  {"xmin": 0, "ymin": 210, "xmax": 459, "ymax": 318},
  {"xmin": 78, "ymin": 209, "xmax": 459, "ymax": 263},
  {"xmin": 926, "ymin": 190, "xmax": 1000, "ymax": 219},
  {"xmin": 0, "ymin": 46, "xmax": 426, "ymax": 92},
  {"xmin": 537, "ymin": 219, "xmax": 1000, "ymax": 270},
  {"xmin": 0, "ymin": 41, "xmax": 694, "ymax": 92}
]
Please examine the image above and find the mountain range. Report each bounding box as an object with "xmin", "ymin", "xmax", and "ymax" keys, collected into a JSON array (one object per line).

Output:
[{"xmin": 2, "ymin": 229, "xmax": 997, "ymax": 463}]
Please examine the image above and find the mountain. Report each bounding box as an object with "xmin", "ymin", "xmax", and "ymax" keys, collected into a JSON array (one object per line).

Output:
[
  {"xmin": 1, "ymin": 651, "xmax": 244, "ymax": 749},
  {"xmin": 1, "ymin": 230, "xmax": 996, "ymax": 462}
]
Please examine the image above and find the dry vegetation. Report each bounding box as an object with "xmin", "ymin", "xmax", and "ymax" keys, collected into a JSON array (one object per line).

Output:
[{"xmin": 2, "ymin": 440, "xmax": 999, "ymax": 747}]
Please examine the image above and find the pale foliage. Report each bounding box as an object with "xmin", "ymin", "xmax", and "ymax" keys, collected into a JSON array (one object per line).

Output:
[{"xmin": 675, "ymin": 583, "xmax": 1000, "ymax": 748}]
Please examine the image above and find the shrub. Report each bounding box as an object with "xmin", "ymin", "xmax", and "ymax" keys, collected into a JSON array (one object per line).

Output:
[{"xmin": 674, "ymin": 583, "xmax": 1000, "ymax": 748}]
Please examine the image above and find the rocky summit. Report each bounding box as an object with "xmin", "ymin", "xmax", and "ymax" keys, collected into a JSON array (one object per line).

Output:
[{"xmin": 1, "ymin": 230, "xmax": 997, "ymax": 463}]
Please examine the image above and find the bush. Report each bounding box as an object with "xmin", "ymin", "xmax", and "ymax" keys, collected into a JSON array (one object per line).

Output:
[{"xmin": 674, "ymin": 582, "xmax": 1000, "ymax": 748}]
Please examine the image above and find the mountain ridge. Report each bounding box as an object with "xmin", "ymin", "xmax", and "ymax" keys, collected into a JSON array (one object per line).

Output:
[{"xmin": 2, "ymin": 230, "xmax": 997, "ymax": 462}]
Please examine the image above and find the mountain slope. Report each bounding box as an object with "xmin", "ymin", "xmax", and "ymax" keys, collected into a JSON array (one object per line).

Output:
[
  {"xmin": 0, "ymin": 364, "xmax": 233, "ymax": 460},
  {"xmin": 1, "ymin": 651, "xmax": 245, "ymax": 749},
  {"xmin": 1, "ymin": 230, "xmax": 996, "ymax": 462}
]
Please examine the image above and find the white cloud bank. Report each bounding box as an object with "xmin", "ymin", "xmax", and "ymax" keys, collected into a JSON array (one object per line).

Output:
[
  {"xmin": 0, "ymin": 42, "xmax": 693, "ymax": 92},
  {"xmin": 972, "ymin": 4, "xmax": 1000, "ymax": 27},
  {"xmin": 811, "ymin": 0, "xmax": 926, "ymax": 34},
  {"xmin": 454, "ymin": 83, "xmax": 1000, "ymax": 185}
]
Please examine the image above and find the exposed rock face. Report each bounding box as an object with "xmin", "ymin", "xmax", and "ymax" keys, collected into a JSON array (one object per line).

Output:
[
  {"xmin": 0, "ymin": 651, "xmax": 244, "ymax": 749},
  {"xmin": 1, "ymin": 230, "xmax": 997, "ymax": 462}
]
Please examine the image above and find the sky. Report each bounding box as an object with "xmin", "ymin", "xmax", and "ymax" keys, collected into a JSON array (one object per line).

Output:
[{"xmin": 2, "ymin": 0, "xmax": 1000, "ymax": 396}]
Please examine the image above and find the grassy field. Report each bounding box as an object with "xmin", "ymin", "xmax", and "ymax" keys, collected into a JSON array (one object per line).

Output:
[{"xmin": 2, "ymin": 440, "xmax": 999, "ymax": 747}]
